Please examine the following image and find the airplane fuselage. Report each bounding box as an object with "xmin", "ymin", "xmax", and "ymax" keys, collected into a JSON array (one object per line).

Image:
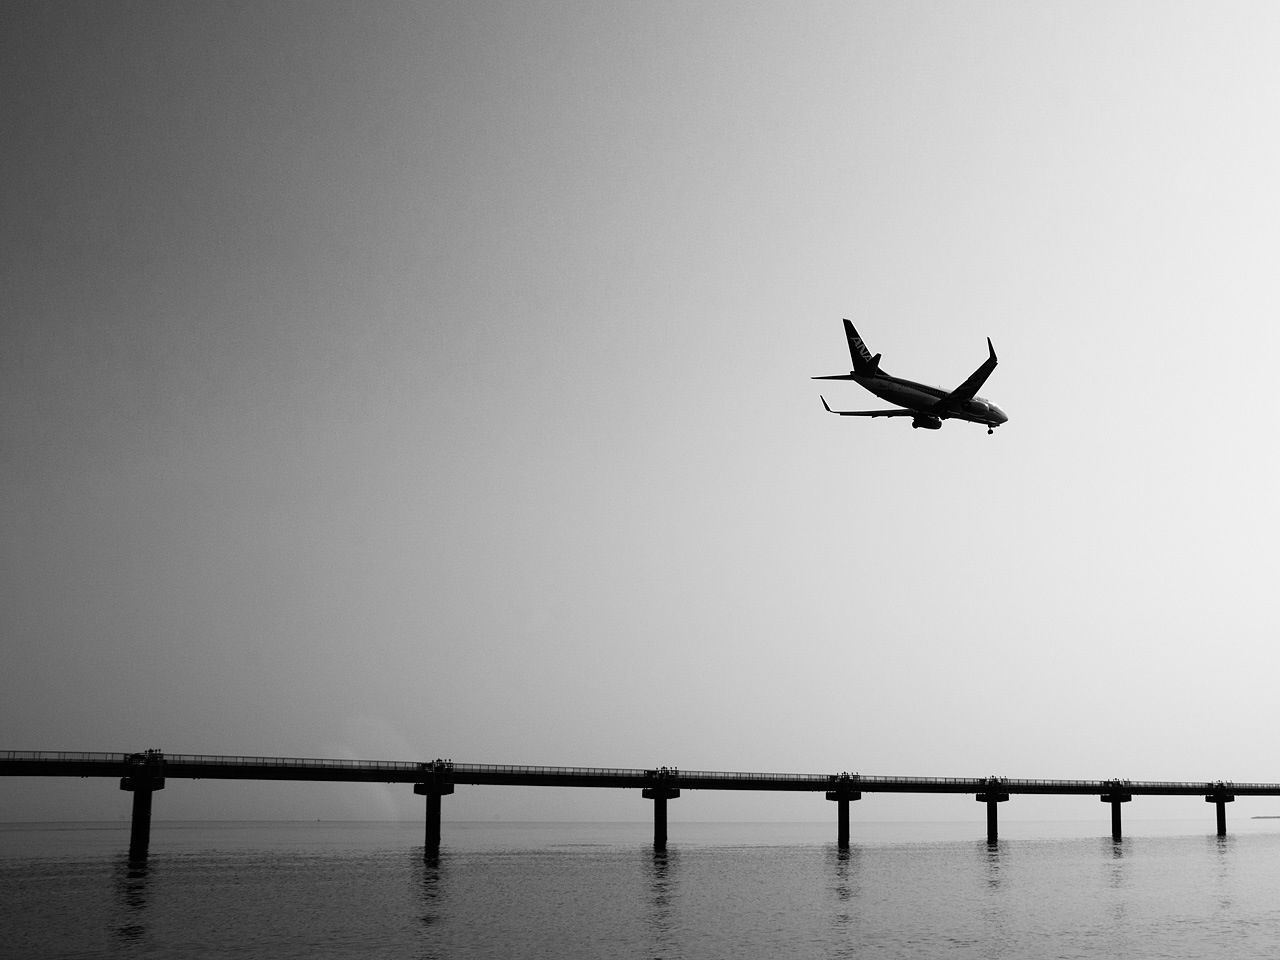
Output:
[{"xmin": 854, "ymin": 372, "xmax": 1007, "ymax": 428}]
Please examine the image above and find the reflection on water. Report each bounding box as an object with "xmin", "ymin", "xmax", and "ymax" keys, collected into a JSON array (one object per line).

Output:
[
  {"xmin": 645, "ymin": 846, "xmax": 677, "ymax": 957},
  {"xmin": 1106, "ymin": 836, "xmax": 1127, "ymax": 882},
  {"xmin": 113, "ymin": 855, "xmax": 150, "ymax": 944},
  {"xmin": 417, "ymin": 856, "xmax": 443, "ymax": 927},
  {"xmin": 982, "ymin": 840, "xmax": 1005, "ymax": 892},
  {"xmin": 977, "ymin": 838, "xmax": 1014, "ymax": 951},
  {"xmin": 829, "ymin": 844, "xmax": 861, "ymax": 960},
  {"xmin": 8, "ymin": 822, "xmax": 1280, "ymax": 960},
  {"xmin": 832, "ymin": 845, "xmax": 857, "ymax": 903},
  {"xmin": 415, "ymin": 854, "xmax": 446, "ymax": 960},
  {"xmin": 1103, "ymin": 836, "xmax": 1130, "ymax": 932},
  {"xmin": 1209, "ymin": 834, "xmax": 1235, "ymax": 914}
]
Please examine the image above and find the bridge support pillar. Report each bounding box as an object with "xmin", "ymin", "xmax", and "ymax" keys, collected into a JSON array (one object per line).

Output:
[
  {"xmin": 120, "ymin": 750, "xmax": 165, "ymax": 860},
  {"xmin": 1205, "ymin": 786, "xmax": 1235, "ymax": 838},
  {"xmin": 643, "ymin": 768, "xmax": 681, "ymax": 850},
  {"xmin": 976, "ymin": 780, "xmax": 1009, "ymax": 844},
  {"xmin": 415, "ymin": 761, "xmax": 456, "ymax": 857},
  {"xmin": 826, "ymin": 776, "xmax": 862, "ymax": 848},
  {"xmin": 1100, "ymin": 786, "xmax": 1131, "ymax": 841}
]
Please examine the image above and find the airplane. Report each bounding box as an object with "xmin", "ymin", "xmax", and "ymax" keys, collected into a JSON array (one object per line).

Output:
[{"xmin": 815, "ymin": 320, "xmax": 1008, "ymax": 434}]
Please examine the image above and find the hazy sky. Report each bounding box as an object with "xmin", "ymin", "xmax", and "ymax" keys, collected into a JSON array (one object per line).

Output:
[{"xmin": 6, "ymin": 1, "xmax": 1280, "ymax": 824}]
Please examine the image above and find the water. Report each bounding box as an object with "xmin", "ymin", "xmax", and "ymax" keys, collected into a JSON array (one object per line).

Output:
[{"xmin": 4, "ymin": 819, "xmax": 1280, "ymax": 958}]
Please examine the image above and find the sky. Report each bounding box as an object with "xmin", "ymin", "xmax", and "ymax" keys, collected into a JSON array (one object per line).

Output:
[{"xmin": 5, "ymin": 1, "xmax": 1280, "ymax": 826}]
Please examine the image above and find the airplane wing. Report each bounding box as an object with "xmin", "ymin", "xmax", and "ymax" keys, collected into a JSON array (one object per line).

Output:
[
  {"xmin": 820, "ymin": 397, "xmax": 916, "ymax": 417},
  {"xmin": 931, "ymin": 338, "xmax": 997, "ymax": 412}
]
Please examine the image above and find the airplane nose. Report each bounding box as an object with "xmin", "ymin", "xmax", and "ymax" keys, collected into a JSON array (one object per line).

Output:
[{"xmin": 993, "ymin": 408, "xmax": 1008, "ymax": 424}]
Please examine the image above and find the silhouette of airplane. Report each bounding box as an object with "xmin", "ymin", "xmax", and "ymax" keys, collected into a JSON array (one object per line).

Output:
[{"xmin": 815, "ymin": 320, "xmax": 1008, "ymax": 434}]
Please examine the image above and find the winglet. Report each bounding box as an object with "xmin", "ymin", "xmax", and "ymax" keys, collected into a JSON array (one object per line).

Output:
[{"xmin": 821, "ymin": 395, "xmax": 833, "ymax": 413}]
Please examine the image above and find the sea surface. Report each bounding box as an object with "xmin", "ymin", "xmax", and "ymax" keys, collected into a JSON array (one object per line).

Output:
[{"xmin": 4, "ymin": 819, "xmax": 1280, "ymax": 958}]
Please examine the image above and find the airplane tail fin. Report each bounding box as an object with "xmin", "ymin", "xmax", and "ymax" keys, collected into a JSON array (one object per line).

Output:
[{"xmin": 843, "ymin": 320, "xmax": 882, "ymax": 375}]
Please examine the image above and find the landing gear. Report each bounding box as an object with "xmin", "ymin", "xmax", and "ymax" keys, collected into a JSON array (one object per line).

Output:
[{"xmin": 987, "ymin": 427, "xmax": 994, "ymax": 435}]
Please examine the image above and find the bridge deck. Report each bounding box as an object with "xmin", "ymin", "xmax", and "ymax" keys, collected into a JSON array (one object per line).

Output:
[{"xmin": 0, "ymin": 751, "xmax": 1268, "ymax": 797}]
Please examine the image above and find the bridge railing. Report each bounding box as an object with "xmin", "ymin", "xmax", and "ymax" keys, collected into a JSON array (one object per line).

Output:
[
  {"xmin": 167, "ymin": 754, "xmax": 427, "ymax": 771},
  {"xmin": 3, "ymin": 753, "xmax": 1276, "ymax": 793},
  {"xmin": 679, "ymin": 770, "xmax": 833, "ymax": 783},
  {"xmin": 452, "ymin": 763, "xmax": 651, "ymax": 778},
  {"xmin": 1, "ymin": 751, "xmax": 130, "ymax": 763}
]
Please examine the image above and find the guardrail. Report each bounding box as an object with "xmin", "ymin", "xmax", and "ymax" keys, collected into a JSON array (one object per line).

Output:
[
  {"xmin": 171, "ymin": 754, "xmax": 426, "ymax": 771},
  {"xmin": 450, "ymin": 763, "xmax": 651, "ymax": 778},
  {"xmin": 0, "ymin": 753, "xmax": 1273, "ymax": 794},
  {"xmin": 2, "ymin": 751, "xmax": 130, "ymax": 763}
]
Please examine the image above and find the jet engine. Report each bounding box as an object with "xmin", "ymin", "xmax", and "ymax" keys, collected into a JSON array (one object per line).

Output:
[{"xmin": 911, "ymin": 416, "xmax": 942, "ymax": 430}]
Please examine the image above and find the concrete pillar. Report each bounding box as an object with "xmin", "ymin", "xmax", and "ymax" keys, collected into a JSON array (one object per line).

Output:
[
  {"xmin": 415, "ymin": 761, "xmax": 456, "ymax": 857},
  {"xmin": 1205, "ymin": 787, "xmax": 1235, "ymax": 837},
  {"xmin": 119, "ymin": 750, "xmax": 166, "ymax": 860},
  {"xmin": 825, "ymin": 777, "xmax": 862, "ymax": 848},
  {"xmin": 642, "ymin": 788, "xmax": 680, "ymax": 849},
  {"xmin": 642, "ymin": 768, "xmax": 680, "ymax": 850},
  {"xmin": 1100, "ymin": 787, "xmax": 1131, "ymax": 841},
  {"xmin": 975, "ymin": 780, "xmax": 1009, "ymax": 844},
  {"xmin": 124, "ymin": 783, "xmax": 155, "ymax": 858},
  {"xmin": 654, "ymin": 791, "xmax": 668, "ymax": 848}
]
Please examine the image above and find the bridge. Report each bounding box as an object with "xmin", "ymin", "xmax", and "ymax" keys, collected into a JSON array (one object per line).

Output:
[{"xmin": 2, "ymin": 750, "xmax": 1269, "ymax": 858}]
